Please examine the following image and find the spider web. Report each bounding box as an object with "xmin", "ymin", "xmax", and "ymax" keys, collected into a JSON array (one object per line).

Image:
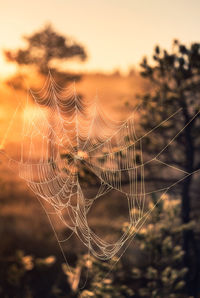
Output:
[{"xmin": 1, "ymin": 72, "xmax": 200, "ymax": 262}]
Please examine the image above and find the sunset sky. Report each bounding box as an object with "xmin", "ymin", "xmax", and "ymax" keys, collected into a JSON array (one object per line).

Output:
[{"xmin": 1, "ymin": 0, "xmax": 200, "ymax": 76}]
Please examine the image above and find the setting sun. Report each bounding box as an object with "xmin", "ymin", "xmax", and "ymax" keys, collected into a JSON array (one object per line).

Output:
[{"xmin": 1, "ymin": 1, "xmax": 200, "ymax": 297}]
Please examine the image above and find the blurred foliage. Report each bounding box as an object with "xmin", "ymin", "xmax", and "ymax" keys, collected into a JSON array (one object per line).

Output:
[
  {"xmin": 4, "ymin": 24, "xmax": 87, "ymax": 88},
  {"xmin": 0, "ymin": 194, "xmax": 191, "ymax": 297},
  {"xmin": 138, "ymin": 40, "xmax": 200, "ymax": 296},
  {"xmin": 1, "ymin": 36, "xmax": 199, "ymax": 297},
  {"xmin": 122, "ymin": 194, "xmax": 191, "ymax": 298},
  {"xmin": 139, "ymin": 39, "xmax": 200, "ymax": 178},
  {"xmin": 63, "ymin": 195, "xmax": 190, "ymax": 298},
  {"xmin": 0, "ymin": 250, "xmax": 63, "ymax": 298}
]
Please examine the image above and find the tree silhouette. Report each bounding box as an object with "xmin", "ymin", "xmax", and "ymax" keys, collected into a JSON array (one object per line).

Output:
[
  {"xmin": 139, "ymin": 40, "xmax": 200, "ymax": 296},
  {"xmin": 4, "ymin": 24, "xmax": 87, "ymax": 159},
  {"xmin": 4, "ymin": 24, "xmax": 87, "ymax": 87}
]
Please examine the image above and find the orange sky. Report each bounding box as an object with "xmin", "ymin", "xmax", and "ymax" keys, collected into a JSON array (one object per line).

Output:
[{"xmin": 1, "ymin": 0, "xmax": 200, "ymax": 76}]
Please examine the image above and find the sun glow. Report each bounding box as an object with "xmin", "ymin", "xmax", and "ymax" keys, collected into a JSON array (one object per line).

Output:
[
  {"xmin": 0, "ymin": 53, "xmax": 16, "ymax": 78},
  {"xmin": 23, "ymin": 105, "xmax": 47, "ymax": 122}
]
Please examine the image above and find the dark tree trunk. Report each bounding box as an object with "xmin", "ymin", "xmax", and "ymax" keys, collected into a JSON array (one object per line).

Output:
[
  {"xmin": 181, "ymin": 114, "xmax": 200, "ymax": 297},
  {"xmin": 181, "ymin": 176, "xmax": 199, "ymax": 297}
]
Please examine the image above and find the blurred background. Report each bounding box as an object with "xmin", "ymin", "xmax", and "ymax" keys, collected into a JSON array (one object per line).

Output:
[{"xmin": 0, "ymin": 1, "xmax": 200, "ymax": 297}]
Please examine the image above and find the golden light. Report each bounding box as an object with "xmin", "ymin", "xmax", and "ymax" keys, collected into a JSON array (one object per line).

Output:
[
  {"xmin": 0, "ymin": 52, "xmax": 16, "ymax": 78},
  {"xmin": 23, "ymin": 105, "xmax": 47, "ymax": 122}
]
